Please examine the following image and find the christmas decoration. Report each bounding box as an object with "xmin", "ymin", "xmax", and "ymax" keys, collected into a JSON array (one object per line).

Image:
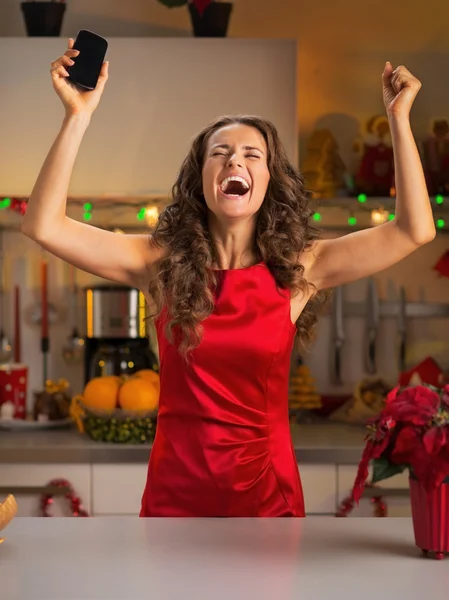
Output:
[
  {"xmin": 157, "ymin": 0, "xmax": 211, "ymax": 12},
  {"xmin": 336, "ymin": 484, "xmax": 387, "ymax": 517},
  {"xmin": 352, "ymin": 382, "xmax": 449, "ymax": 502},
  {"xmin": 0, "ymin": 196, "xmax": 162, "ymax": 227},
  {"xmin": 398, "ymin": 356, "xmax": 443, "ymax": 389},
  {"xmin": 0, "ymin": 363, "xmax": 28, "ymax": 420},
  {"xmin": 40, "ymin": 478, "xmax": 89, "ymax": 517},
  {"xmin": 33, "ymin": 379, "xmax": 71, "ymax": 422},
  {"xmin": 351, "ymin": 381, "xmax": 449, "ymax": 557},
  {"xmin": 353, "ymin": 115, "xmax": 395, "ymax": 196},
  {"xmin": 302, "ymin": 129, "xmax": 347, "ymax": 198},
  {"xmin": 422, "ymin": 119, "xmax": 449, "ymax": 196},
  {"xmin": 155, "ymin": 0, "xmax": 232, "ymax": 37},
  {"xmin": 289, "ymin": 357, "xmax": 321, "ymax": 413}
]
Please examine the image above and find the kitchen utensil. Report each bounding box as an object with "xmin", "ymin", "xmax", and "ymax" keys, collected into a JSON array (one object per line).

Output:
[
  {"xmin": 41, "ymin": 258, "xmax": 49, "ymax": 386},
  {"xmin": 365, "ymin": 278, "xmax": 379, "ymax": 374},
  {"xmin": 331, "ymin": 286, "xmax": 345, "ymax": 385},
  {"xmin": 398, "ymin": 286, "xmax": 407, "ymax": 372},
  {"xmin": 13, "ymin": 285, "xmax": 21, "ymax": 363},
  {"xmin": 62, "ymin": 266, "xmax": 84, "ymax": 364},
  {"xmin": 0, "ymin": 231, "xmax": 12, "ymax": 364}
]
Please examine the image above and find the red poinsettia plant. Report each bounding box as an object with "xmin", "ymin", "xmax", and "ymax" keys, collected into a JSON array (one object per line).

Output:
[
  {"xmin": 157, "ymin": 0, "xmax": 213, "ymax": 15},
  {"xmin": 352, "ymin": 382, "xmax": 449, "ymax": 503}
]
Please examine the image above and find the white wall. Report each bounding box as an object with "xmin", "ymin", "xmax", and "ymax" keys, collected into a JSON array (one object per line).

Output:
[{"xmin": 0, "ymin": 38, "xmax": 298, "ymax": 196}]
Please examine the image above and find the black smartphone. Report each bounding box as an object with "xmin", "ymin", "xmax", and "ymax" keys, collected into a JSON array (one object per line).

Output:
[{"xmin": 67, "ymin": 29, "xmax": 108, "ymax": 91}]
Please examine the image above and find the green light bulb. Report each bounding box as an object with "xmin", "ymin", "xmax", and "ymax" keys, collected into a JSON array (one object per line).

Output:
[
  {"xmin": 0, "ymin": 198, "xmax": 12, "ymax": 209},
  {"xmin": 348, "ymin": 216, "xmax": 357, "ymax": 226},
  {"xmin": 435, "ymin": 195, "xmax": 444, "ymax": 205},
  {"xmin": 436, "ymin": 218, "xmax": 445, "ymax": 229},
  {"xmin": 83, "ymin": 202, "xmax": 93, "ymax": 212},
  {"xmin": 312, "ymin": 212, "xmax": 321, "ymax": 221},
  {"xmin": 388, "ymin": 213, "xmax": 395, "ymax": 221},
  {"xmin": 357, "ymin": 194, "xmax": 367, "ymax": 203},
  {"xmin": 136, "ymin": 208, "xmax": 146, "ymax": 221},
  {"xmin": 83, "ymin": 212, "xmax": 92, "ymax": 221}
]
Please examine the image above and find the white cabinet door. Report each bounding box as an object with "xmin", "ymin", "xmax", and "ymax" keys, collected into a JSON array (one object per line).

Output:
[
  {"xmin": 0, "ymin": 464, "xmax": 91, "ymax": 517},
  {"xmin": 299, "ymin": 464, "xmax": 337, "ymax": 515},
  {"xmin": 92, "ymin": 464, "xmax": 148, "ymax": 515},
  {"xmin": 337, "ymin": 465, "xmax": 411, "ymax": 517}
]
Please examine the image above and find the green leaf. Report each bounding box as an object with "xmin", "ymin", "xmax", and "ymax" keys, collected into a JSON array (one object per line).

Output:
[
  {"xmin": 371, "ymin": 458, "xmax": 407, "ymax": 483},
  {"xmin": 157, "ymin": 0, "xmax": 187, "ymax": 7}
]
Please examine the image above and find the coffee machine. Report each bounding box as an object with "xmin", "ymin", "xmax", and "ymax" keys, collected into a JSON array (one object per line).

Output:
[{"xmin": 83, "ymin": 284, "xmax": 159, "ymax": 385}]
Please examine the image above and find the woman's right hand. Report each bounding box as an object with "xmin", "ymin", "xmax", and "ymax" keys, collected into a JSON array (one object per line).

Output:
[{"xmin": 50, "ymin": 38, "xmax": 109, "ymax": 117}]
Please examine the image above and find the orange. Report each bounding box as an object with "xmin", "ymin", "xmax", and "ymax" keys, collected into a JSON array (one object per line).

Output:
[
  {"xmin": 133, "ymin": 369, "xmax": 160, "ymax": 392},
  {"xmin": 118, "ymin": 377, "xmax": 159, "ymax": 411},
  {"xmin": 83, "ymin": 375, "xmax": 121, "ymax": 411}
]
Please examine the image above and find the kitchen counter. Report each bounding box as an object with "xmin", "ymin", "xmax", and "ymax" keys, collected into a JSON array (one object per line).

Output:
[
  {"xmin": 0, "ymin": 517, "xmax": 445, "ymax": 600},
  {"xmin": 0, "ymin": 422, "xmax": 366, "ymax": 464}
]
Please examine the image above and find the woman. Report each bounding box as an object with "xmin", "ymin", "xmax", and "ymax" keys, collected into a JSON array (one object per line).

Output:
[{"xmin": 22, "ymin": 40, "xmax": 435, "ymax": 517}]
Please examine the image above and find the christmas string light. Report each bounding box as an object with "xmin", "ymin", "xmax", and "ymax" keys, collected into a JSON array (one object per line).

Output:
[
  {"xmin": 370, "ymin": 208, "xmax": 389, "ymax": 226},
  {"xmin": 83, "ymin": 202, "xmax": 93, "ymax": 221},
  {"xmin": 2, "ymin": 195, "xmax": 448, "ymax": 234}
]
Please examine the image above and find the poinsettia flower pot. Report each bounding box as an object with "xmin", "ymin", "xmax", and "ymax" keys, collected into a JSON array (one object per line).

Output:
[
  {"xmin": 21, "ymin": 1, "xmax": 66, "ymax": 37},
  {"xmin": 410, "ymin": 472, "xmax": 449, "ymax": 560},
  {"xmin": 188, "ymin": 1, "xmax": 233, "ymax": 37}
]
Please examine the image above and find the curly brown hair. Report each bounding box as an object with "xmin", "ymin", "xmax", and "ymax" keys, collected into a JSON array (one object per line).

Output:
[{"xmin": 149, "ymin": 115, "xmax": 329, "ymax": 357}]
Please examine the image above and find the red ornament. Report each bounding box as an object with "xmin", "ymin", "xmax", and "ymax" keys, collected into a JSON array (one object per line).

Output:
[
  {"xmin": 40, "ymin": 478, "xmax": 89, "ymax": 517},
  {"xmin": 9, "ymin": 198, "xmax": 28, "ymax": 215}
]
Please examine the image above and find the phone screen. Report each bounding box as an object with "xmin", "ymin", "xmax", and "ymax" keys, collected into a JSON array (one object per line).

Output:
[{"xmin": 68, "ymin": 30, "xmax": 108, "ymax": 90}]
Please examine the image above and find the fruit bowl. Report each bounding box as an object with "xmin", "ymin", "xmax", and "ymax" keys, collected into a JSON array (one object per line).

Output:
[
  {"xmin": 0, "ymin": 494, "xmax": 18, "ymax": 544},
  {"xmin": 70, "ymin": 396, "xmax": 157, "ymax": 444}
]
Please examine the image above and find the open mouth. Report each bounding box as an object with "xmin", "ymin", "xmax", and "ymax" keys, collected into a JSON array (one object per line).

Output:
[{"xmin": 219, "ymin": 175, "xmax": 251, "ymax": 198}]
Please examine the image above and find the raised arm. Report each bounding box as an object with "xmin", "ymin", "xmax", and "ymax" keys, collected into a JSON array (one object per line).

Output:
[
  {"xmin": 21, "ymin": 39, "xmax": 164, "ymax": 290},
  {"xmin": 304, "ymin": 63, "xmax": 436, "ymax": 291}
]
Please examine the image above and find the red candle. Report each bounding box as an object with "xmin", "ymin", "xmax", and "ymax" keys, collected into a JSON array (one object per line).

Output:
[
  {"xmin": 14, "ymin": 285, "xmax": 21, "ymax": 363},
  {"xmin": 41, "ymin": 260, "xmax": 48, "ymax": 339}
]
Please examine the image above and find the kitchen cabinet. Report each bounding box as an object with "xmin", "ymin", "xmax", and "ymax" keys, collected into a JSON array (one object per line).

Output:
[
  {"xmin": 0, "ymin": 464, "xmax": 91, "ymax": 517},
  {"xmin": 92, "ymin": 464, "xmax": 148, "ymax": 515},
  {"xmin": 300, "ymin": 464, "xmax": 337, "ymax": 515}
]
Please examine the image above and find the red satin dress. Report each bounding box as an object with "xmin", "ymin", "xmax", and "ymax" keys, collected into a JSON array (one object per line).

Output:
[{"xmin": 140, "ymin": 262, "xmax": 305, "ymax": 517}]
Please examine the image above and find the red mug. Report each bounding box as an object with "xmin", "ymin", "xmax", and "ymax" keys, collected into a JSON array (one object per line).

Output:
[{"xmin": 0, "ymin": 363, "xmax": 28, "ymax": 419}]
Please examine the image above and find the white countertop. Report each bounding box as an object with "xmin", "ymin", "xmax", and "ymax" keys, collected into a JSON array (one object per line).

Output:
[{"xmin": 0, "ymin": 517, "xmax": 447, "ymax": 600}]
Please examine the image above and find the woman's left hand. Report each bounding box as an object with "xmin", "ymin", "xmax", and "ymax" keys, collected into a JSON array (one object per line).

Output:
[{"xmin": 382, "ymin": 62, "xmax": 422, "ymax": 119}]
